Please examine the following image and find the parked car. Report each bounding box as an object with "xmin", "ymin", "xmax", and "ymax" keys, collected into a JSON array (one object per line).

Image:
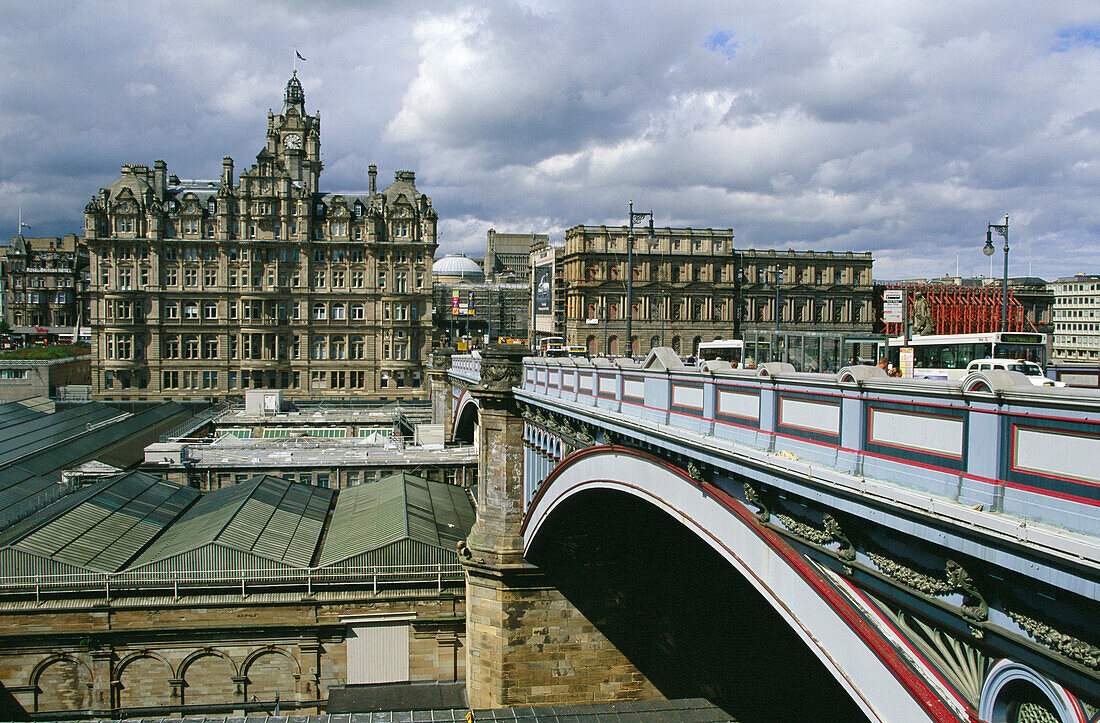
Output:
[{"xmin": 965, "ymin": 358, "xmax": 1065, "ymax": 387}]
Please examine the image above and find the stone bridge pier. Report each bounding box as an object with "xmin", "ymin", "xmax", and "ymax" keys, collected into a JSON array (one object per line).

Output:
[{"xmin": 459, "ymin": 344, "xmax": 659, "ymax": 709}]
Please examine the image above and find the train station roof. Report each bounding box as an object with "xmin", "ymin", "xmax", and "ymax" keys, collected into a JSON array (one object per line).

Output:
[
  {"xmin": 318, "ymin": 472, "xmax": 475, "ymax": 567},
  {"xmin": 131, "ymin": 475, "xmax": 333, "ymax": 569},
  {"xmin": 0, "ymin": 401, "xmax": 194, "ymax": 527},
  {"xmin": 0, "ymin": 470, "xmax": 199, "ymax": 573}
]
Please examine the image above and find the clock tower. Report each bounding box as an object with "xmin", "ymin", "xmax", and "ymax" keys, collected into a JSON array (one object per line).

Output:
[{"xmin": 267, "ymin": 70, "xmax": 321, "ymax": 193}]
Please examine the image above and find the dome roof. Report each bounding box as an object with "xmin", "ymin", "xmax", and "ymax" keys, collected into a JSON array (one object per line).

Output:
[{"xmin": 433, "ymin": 254, "xmax": 485, "ymax": 280}]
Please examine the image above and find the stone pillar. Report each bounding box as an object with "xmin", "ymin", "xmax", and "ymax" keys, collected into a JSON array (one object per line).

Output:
[
  {"xmin": 428, "ymin": 347, "xmax": 455, "ymax": 439},
  {"xmin": 462, "ymin": 344, "xmax": 659, "ymax": 709},
  {"xmin": 89, "ymin": 648, "xmax": 114, "ymax": 714}
]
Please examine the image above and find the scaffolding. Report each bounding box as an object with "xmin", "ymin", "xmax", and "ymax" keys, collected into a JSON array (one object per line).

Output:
[{"xmin": 879, "ymin": 283, "xmax": 1033, "ymax": 336}]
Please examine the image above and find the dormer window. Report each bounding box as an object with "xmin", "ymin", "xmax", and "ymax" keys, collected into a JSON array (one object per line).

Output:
[{"xmin": 207, "ymin": 199, "xmax": 216, "ymax": 215}]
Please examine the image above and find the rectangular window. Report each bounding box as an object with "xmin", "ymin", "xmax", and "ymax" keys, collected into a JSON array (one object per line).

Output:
[
  {"xmin": 204, "ymin": 303, "xmax": 217, "ymax": 320},
  {"xmin": 204, "ymin": 267, "xmax": 217, "ymax": 286}
]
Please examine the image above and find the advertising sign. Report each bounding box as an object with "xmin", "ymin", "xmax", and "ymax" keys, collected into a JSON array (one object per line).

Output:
[
  {"xmin": 900, "ymin": 347, "xmax": 914, "ymax": 378},
  {"xmin": 534, "ymin": 264, "xmax": 552, "ymax": 314},
  {"xmin": 451, "ymin": 292, "xmax": 459, "ymax": 315},
  {"xmin": 883, "ymin": 289, "xmax": 904, "ymax": 324}
]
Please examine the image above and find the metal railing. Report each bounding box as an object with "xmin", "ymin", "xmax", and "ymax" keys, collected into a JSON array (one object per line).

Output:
[
  {"xmin": 159, "ymin": 399, "xmax": 234, "ymax": 441},
  {"xmin": 0, "ymin": 562, "xmax": 465, "ymax": 602}
]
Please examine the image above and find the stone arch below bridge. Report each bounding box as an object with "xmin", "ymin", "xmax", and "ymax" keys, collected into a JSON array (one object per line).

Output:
[
  {"xmin": 452, "ymin": 390, "xmax": 479, "ymax": 445},
  {"xmin": 522, "ymin": 446, "xmax": 958, "ymax": 723}
]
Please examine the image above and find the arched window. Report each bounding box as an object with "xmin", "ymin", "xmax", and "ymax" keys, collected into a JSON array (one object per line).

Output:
[
  {"xmin": 692, "ymin": 336, "xmax": 702, "ymax": 355},
  {"xmin": 650, "ymin": 335, "xmax": 660, "ymax": 351},
  {"xmin": 586, "ymin": 335, "xmax": 597, "ymax": 355},
  {"xmin": 671, "ymin": 336, "xmax": 681, "ymax": 354},
  {"xmin": 607, "ymin": 336, "xmax": 619, "ymax": 355}
]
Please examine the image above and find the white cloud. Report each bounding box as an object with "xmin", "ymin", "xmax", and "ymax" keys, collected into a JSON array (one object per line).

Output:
[{"xmin": 1, "ymin": 0, "xmax": 1099, "ymax": 281}]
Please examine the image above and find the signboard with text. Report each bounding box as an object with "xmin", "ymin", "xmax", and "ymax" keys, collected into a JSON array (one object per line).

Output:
[
  {"xmin": 900, "ymin": 347, "xmax": 914, "ymax": 378},
  {"xmin": 883, "ymin": 289, "xmax": 904, "ymax": 324}
]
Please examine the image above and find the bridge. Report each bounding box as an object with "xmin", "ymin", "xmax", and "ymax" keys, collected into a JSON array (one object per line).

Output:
[{"xmin": 433, "ymin": 345, "xmax": 1100, "ymax": 723}]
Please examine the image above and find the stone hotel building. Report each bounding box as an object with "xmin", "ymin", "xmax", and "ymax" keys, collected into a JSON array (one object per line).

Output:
[{"xmin": 83, "ymin": 73, "xmax": 436, "ymax": 402}]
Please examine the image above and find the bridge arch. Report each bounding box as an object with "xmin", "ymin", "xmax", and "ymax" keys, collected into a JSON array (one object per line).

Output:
[
  {"xmin": 452, "ymin": 388, "xmax": 479, "ymax": 444},
  {"xmin": 523, "ymin": 445, "xmax": 961, "ymax": 723},
  {"xmin": 978, "ymin": 660, "xmax": 1084, "ymax": 723}
]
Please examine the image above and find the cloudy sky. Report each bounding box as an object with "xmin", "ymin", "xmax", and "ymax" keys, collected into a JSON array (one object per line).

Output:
[{"xmin": 2, "ymin": 1, "xmax": 1099, "ymax": 280}]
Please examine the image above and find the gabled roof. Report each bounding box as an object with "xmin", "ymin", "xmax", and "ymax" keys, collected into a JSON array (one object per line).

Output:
[
  {"xmin": 132, "ymin": 475, "xmax": 332, "ymax": 568},
  {"xmin": 0, "ymin": 471, "xmax": 199, "ymax": 572},
  {"xmin": 318, "ymin": 473, "xmax": 474, "ymax": 567}
]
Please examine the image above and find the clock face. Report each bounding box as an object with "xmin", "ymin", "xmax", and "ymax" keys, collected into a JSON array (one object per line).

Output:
[{"xmin": 284, "ymin": 134, "xmax": 302, "ymax": 150}]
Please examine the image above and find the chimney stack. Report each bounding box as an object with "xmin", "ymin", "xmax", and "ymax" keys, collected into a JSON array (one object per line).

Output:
[
  {"xmin": 368, "ymin": 164, "xmax": 377, "ymax": 196},
  {"xmin": 222, "ymin": 156, "xmax": 234, "ymax": 188},
  {"xmin": 154, "ymin": 160, "xmax": 167, "ymax": 200}
]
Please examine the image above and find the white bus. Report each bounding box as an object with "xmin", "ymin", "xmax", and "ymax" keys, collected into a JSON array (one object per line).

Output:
[
  {"xmin": 886, "ymin": 332, "xmax": 1047, "ymax": 380},
  {"xmin": 697, "ymin": 339, "xmax": 745, "ymax": 365}
]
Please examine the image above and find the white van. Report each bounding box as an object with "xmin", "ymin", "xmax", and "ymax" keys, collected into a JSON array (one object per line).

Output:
[{"xmin": 965, "ymin": 359, "xmax": 1064, "ymax": 387}]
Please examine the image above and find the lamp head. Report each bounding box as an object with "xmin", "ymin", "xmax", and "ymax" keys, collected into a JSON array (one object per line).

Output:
[{"xmin": 983, "ymin": 228, "xmax": 995, "ymax": 257}]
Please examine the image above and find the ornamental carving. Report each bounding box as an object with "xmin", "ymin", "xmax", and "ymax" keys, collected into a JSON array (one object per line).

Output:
[
  {"xmin": 945, "ymin": 560, "xmax": 987, "ymax": 622},
  {"xmin": 743, "ymin": 483, "xmax": 770, "ymax": 522},
  {"xmin": 867, "ymin": 589, "xmax": 992, "ymax": 709},
  {"xmin": 478, "ymin": 361, "xmax": 521, "ymax": 391},
  {"xmin": 1007, "ymin": 610, "xmax": 1100, "ymax": 670},
  {"xmin": 867, "ymin": 551, "xmax": 953, "ymax": 596},
  {"xmin": 775, "ymin": 512, "xmax": 834, "ymax": 545},
  {"xmin": 432, "ymin": 349, "xmax": 454, "ymax": 370},
  {"xmin": 867, "ymin": 553, "xmax": 986, "ymax": 622},
  {"xmin": 687, "ymin": 462, "xmax": 706, "ymax": 484}
]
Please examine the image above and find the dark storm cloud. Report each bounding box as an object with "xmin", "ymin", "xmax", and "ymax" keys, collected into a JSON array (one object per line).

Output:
[{"xmin": 2, "ymin": 0, "xmax": 1100, "ymax": 280}]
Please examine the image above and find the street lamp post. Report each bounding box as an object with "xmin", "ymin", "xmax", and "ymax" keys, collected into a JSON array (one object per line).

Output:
[
  {"xmin": 984, "ymin": 215, "xmax": 1009, "ymax": 332},
  {"xmin": 774, "ymin": 268, "xmax": 784, "ymax": 360},
  {"xmin": 626, "ymin": 200, "xmax": 654, "ymax": 358}
]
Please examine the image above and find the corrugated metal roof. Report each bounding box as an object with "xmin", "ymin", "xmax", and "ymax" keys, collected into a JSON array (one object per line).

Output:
[
  {"xmin": 0, "ymin": 402, "xmax": 44, "ymax": 432},
  {"xmin": 0, "ymin": 402, "xmax": 196, "ymax": 526},
  {"xmin": 317, "ymin": 474, "xmax": 474, "ymax": 567},
  {"xmin": 9, "ymin": 471, "xmax": 199, "ymax": 572},
  {"xmin": 131, "ymin": 475, "xmax": 332, "ymax": 569}
]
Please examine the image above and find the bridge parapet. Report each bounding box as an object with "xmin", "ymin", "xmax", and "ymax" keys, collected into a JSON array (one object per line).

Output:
[
  {"xmin": 450, "ymin": 353, "xmax": 481, "ymax": 384},
  {"xmin": 518, "ymin": 352, "xmax": 1100, "ymax": 539}
]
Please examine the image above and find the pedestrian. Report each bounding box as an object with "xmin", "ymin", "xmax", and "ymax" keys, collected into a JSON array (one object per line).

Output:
[{"xmin": 877, "ymin": 357, "xmax": 889, "ymax": 372}]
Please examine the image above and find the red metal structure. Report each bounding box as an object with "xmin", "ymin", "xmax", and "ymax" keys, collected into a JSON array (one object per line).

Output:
[{"xmin": 877, "ymin": 283, "xmax": 1032, "ymax": 336}]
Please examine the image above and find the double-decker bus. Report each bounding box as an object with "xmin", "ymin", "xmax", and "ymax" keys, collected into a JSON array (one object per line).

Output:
[
  {"xmin": 886, "ymin": 332, "xmax": 1047, "ymax": 380},
  {"xmin": 539, "ymin": 336, "xmax": 566, "ymax": 357}
]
